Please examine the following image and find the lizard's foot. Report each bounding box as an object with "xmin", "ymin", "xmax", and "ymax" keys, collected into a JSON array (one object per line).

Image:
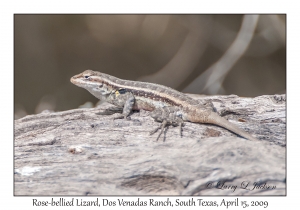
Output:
[
  {"xmin": 112, "ymin": 114, "xmax": 131, "ymax": 120},
  {"xmin": 96, "ymin": 106, "xmax": 131, "ymax": 120},
  {"xmin": 149, "ymin": 120, "xmax": 168, "ymax": 141},
  {"xmin": 149, "ymin": 121, "xmax": 184, "ymax": 141},
  {"xmin": 112, "ymin": 114, "xmax": 124, "ymax": 120},
  {"xmin": 96, "ymin": 107, "xmax": 123, "ymax": 115},
  {"xmin": 197, "ymin": 99, "xmax": 217, "ymax": 112},
  {"xmin": 124, "ymin": 116, "xmax": 131, "ymax": 120},
  {"xmin": 150, "ymin": 107, "xmax": 184, "ymax": 141}
]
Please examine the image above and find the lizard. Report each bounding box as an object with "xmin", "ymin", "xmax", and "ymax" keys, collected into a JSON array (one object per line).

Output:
[{"xmin": 70, "ymin": 70, "xmax": 259, "ymax": 141}]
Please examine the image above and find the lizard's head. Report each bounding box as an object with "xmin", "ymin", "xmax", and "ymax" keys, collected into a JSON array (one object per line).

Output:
[{"xmin": 70, "ymin": 70, "xmax": 113, "ymax": 98}]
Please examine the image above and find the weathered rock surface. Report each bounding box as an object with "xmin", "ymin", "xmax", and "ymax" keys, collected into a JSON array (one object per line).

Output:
[{"xmin": 14, "ymin": 94, "xmax": 286, "ymax": 195}]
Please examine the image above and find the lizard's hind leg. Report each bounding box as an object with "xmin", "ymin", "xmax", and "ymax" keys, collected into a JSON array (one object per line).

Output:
[
  {"xmin": 150, "ymin": 120, "xmax": 168, "ymax": 141},
  {"xmin": 149, "ymin": 107, "xmax": 184, "ymax": 141}
]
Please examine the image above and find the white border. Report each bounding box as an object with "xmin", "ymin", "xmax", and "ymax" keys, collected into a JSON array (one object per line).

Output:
[{"xmin": 2, "ymin": 0, "xmax": 295, "ymax": 209}]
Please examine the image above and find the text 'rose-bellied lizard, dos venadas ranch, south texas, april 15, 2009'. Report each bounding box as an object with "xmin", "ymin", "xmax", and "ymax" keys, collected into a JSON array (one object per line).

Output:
[{"xmin": 70, "ymin": 70, "xmax": 259, "ymax": 141}]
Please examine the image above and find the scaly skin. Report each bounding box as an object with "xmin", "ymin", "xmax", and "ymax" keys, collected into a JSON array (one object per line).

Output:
[{"xmin": 71, "ymin": 70, "xmax": 258, "ymax": 141}]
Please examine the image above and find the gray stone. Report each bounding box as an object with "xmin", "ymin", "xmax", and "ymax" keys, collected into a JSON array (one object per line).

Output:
[{"xmin": 14, "ymin": 94, "xmax": 286, "ymax": 195}]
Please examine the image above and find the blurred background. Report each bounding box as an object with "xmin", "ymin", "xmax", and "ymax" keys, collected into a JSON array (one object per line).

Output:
[{"xmin": 14, "ymin": 15, "xmax": 286, "ymax": 119}]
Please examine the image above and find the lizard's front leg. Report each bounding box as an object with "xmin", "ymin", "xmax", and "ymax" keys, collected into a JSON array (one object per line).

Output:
[
  {"xmin": 150, "ymin": 107, "xmax": 184, "ymax": 141},
  {"xmin": 107, "ymin": 89, "xmax": 135, "ymax": 120},
  {"xmin": 97, "ymin": 89, "xmax": 135, "ymax": 119},
  {"xmin": 121, "ymin": 93, "xmax": 135, "ymax": 119}
]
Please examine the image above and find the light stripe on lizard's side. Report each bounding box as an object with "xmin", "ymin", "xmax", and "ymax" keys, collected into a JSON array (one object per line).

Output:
[{"xmin": 91, "ymin": 73, "xmax": 199, "ymax": 107}]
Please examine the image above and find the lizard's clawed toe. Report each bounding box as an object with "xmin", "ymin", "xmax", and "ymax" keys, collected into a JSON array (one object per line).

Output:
[{"xmin": 149, "ymin": 120, "xmax": 168, "ymax": 141}]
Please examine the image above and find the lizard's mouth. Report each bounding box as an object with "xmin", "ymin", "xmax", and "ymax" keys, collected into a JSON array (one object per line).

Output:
[
  {"xmin": 70, "ymin": 75, "xmax": 83, "ymax": 85},
  {"xmin": 70, "ymin": 76, "xmax": 78, "ymax": 85},
  {"xmin": 70, "ymin": 76, "xmax": 86, "ymax": 89}
]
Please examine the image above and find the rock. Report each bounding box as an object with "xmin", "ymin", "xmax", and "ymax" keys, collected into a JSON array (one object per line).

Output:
[{"xmin": 14, "ymin": 94, "xmax": 286, "ymax": 195}]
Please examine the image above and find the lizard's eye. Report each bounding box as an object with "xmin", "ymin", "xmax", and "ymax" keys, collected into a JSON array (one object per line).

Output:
[
  {"xmin": 99, "ymin": 84, "xmax": 103, "ymax": 88},
  {"xmin": 84, "ymin": 75, "xmax": 90, "ymax": 79}
]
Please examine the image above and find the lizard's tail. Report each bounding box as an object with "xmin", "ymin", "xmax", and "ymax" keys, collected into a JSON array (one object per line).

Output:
[{"xmin": 203, "ymin": 112, "xmax": 258, "ymax": 141}]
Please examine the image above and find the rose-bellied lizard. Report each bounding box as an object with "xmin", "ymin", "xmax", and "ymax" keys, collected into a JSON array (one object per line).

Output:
[{"xmin": 71, "ymin": 70, "xmax": 258, "ymax": 141}]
